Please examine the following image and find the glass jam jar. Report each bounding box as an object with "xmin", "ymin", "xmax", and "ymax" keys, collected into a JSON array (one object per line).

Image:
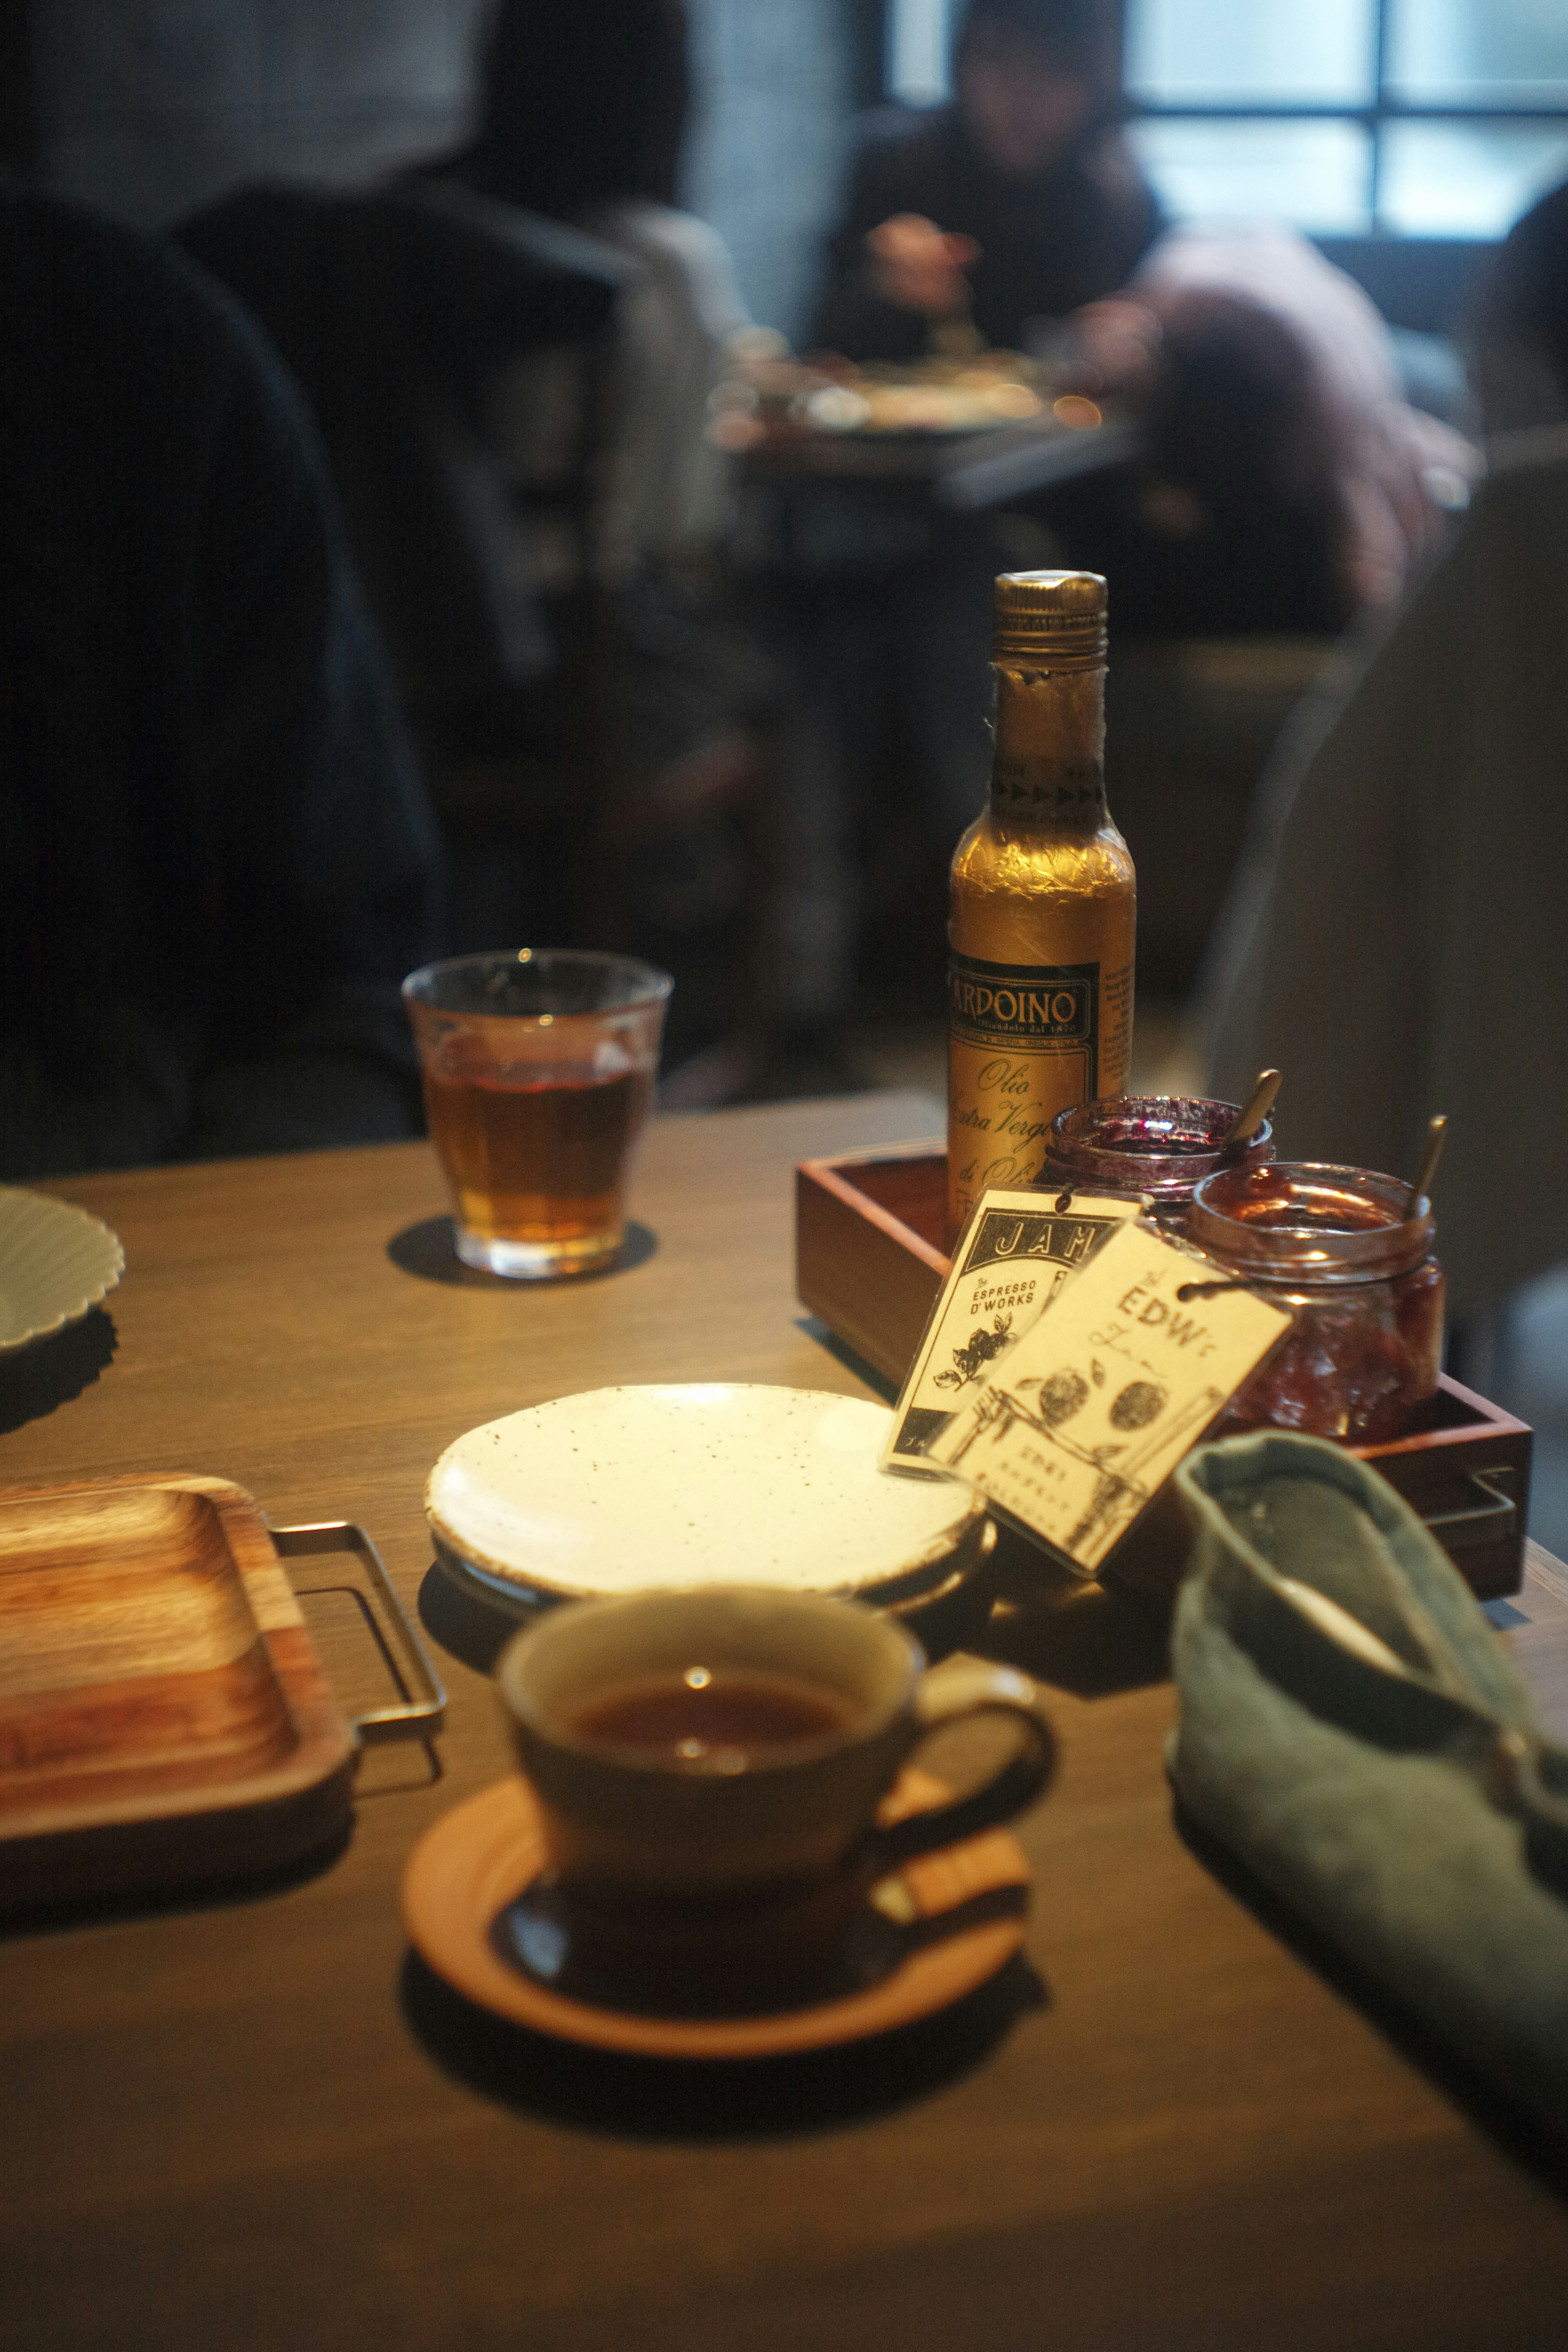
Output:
[
  {"xmin": 1038, "ymin": 1095, "xmax": 1274, "ymax": 1229},
  {"xmin": 1187, "ymin": 1163, "xmax": 1445, "ymax": 1445}
]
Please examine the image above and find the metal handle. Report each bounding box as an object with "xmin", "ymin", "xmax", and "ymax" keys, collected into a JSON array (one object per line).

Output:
[
  {"xmin": 270, "ymin": 1519, "xmax": 447, "ymax": 1744},
  {"xmin": 1423, "ymin": 1469, "xmax": 1518, "ymax": 1553}
]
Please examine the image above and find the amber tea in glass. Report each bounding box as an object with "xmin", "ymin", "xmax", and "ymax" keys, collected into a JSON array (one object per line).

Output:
[{"xmin": 403, "ymin": 951, "xmax": 671, "ymax": 1278}]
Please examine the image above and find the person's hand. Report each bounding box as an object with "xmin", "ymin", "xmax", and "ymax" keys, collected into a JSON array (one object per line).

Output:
[{"xmin": 866, "ymin": 214, "xmax": 981, "ymax": 317}]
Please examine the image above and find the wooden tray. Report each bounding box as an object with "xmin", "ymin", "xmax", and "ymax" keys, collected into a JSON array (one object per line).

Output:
[
  {"xmin": 797, "ymin": 1146, "xmax": 1531, "ymax": 1600},
  {"xmin": 0, "ymin": 1473, "xmax": 435, "ymax": 1913}
]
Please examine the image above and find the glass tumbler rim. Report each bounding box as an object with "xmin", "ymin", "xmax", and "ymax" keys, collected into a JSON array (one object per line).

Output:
[{"xmin": 402, "ymin": 948, "xmax": 673, "ymax": 1018}]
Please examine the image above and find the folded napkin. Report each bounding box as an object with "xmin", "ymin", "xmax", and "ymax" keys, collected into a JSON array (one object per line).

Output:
[{"xmin": 1170, "ymin": 1430, "xmax": 1568, "ymax": 2132}]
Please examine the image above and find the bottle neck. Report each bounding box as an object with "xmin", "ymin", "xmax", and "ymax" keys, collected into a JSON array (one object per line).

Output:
[{"xmin": 989, "ymin": 661, "xmax": 1107, "ymax": 828}]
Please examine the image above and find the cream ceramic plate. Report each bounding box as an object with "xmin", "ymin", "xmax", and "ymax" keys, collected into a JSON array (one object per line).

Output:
[
  {"xmin": 0, "ymin": 1187, "xmax": 125, "ymax": 1353},
  {"xmin": 427, "ymin": 1384, "xmax": 984, "ymax": 1606}
]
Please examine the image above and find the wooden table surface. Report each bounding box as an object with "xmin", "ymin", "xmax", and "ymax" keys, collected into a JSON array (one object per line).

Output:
[{"xmin": 4, "ymin": 1093, "xmax": 1568, "ymax": 2352}]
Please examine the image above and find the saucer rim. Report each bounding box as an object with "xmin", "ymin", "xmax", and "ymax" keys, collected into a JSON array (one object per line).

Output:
[{"xmin": 400, "ymin": 1768, "xmax": 1031, "ymax": 2060}]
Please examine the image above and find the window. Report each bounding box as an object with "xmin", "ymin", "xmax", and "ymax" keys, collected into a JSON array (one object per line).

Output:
[
  {"xmin": 1128, "ymin": 0, "xmax": 1568, "ymax": 236},
  {"xmin": 886, "ymin": 0, "xmax": 953, "ymax": 106},
  {"xmin": 883, "ymin": 0, "xmax": 1568, "ymax": 238}
]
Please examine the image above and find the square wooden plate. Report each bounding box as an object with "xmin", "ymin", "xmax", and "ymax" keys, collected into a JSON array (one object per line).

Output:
[{"xmin": 0, "ymin": 1473, "xmax": 359, "ymax": 1912}]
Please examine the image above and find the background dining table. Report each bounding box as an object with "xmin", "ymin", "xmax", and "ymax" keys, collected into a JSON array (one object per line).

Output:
[{"xmin": 4, "ymin": 1089, "xmax": 1568, "ymax": 2352}]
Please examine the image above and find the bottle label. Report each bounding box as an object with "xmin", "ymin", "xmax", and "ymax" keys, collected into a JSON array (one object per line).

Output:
[
  {"xmin": 947, "ymin": 953, "xmax": 1131, "ymax": 1232},
  {"xmin": 882, "ymin": 1186, "xmax": 1148, "ymax": 1468},
  {"xmin": 947, "ymin": 953, "xmax": 1100, "ymax": 1084}
]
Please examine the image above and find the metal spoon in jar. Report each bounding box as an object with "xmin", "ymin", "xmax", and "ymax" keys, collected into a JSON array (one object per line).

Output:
[
  {"xmin": 1221, "ymin": 1068, "xmax": 1281, "ymax": 1153},
  {"xmin": 1407, "ymin": 1114, "xmax": 1449, "ymax": 1213},
  {"xmin": 1171, "ymin": 1071, "xmax": 1286, "ymax": 1298}
]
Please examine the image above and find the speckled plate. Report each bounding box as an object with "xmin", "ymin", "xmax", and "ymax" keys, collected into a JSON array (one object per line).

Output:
[
  {"xmin": 426, "ymin": 1385, "xmax": 995, "ymax": 1644},
  {"xmin": 0, "ymin": 1187, "xmax": 125, "ymax": 1354}
]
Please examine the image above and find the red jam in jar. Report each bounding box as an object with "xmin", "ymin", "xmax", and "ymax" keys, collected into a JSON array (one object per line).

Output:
[
  {"xmin": 1039, "ymin": 1095, "xmax": 1274, "ymax": 1228},
  {"xmin": 1187, "ymin": 1162, "xmax": 1445, "ymax": 1445}
]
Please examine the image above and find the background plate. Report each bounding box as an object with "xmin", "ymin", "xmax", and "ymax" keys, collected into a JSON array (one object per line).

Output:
[{"xmin": 0, "ymin": 1187, "xmax": 124, "ymax": 1353}]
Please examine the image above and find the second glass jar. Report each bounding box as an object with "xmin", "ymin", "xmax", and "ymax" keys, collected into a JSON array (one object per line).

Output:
[{"xmin": 1186, "ymin": 1162, "xmax": 1446, "ymax": 1445}]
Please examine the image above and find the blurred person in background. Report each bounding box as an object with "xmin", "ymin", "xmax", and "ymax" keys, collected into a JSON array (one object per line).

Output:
[
  {"xmin": 817, "ymin": 0, "xmax": 1160, "ymax": 362},
  {"xmin": 1051, "ymin": 224, "xmax": 1478, "ymax": 635},
  {"xmin": 431, "ymin": 0, "xmax": 746, "ymax": 593},
  {"xmin": 417, "ymin": 0, "xmax": 761, "ymax": 1074},
  {"xmin": 743, "ymin": 0, "xmax": 1163, "ymax": 1083},
  {"xmin": 0, "ymin": 181, "xmax": 442, "ymax": 1179},
  {"xmin": 1200, "ymin": 179, "xmax": 1568, "ymax": 1332}
]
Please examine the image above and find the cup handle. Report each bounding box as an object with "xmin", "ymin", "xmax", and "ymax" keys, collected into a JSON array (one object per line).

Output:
[{"xmin": 875, "ymin": 1659, "xmax": 1056, "ymax": 1865}]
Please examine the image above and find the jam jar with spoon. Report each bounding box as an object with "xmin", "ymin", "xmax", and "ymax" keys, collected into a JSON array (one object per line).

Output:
[
  {"xmin": 1038, "ymin": 1088, "xmax": 1275, "ymax": 1232},
  {"xmin": 1185, "ymin": 1161, "xmax": 1446, "ymax": 1445}
]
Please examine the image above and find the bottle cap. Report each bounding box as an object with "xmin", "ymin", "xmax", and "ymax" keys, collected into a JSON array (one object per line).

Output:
[{"xmin": 993, "ymin": 571, "xmax": 1107, "ymax": 668}]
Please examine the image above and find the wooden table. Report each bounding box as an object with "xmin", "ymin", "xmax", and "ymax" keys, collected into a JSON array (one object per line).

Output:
[{"xmin": 4, "ymin": 1093, "xmax": 1568, "ymax": 2352}]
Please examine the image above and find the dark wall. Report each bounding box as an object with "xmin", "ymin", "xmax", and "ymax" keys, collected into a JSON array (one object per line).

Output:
[
  {"xmin": 23, "ymin": 0, "xmax": 860, "ymax": 347},
  {"xmin": 29, "ymin": 0, "xmax": 486, "ymax": 229}
]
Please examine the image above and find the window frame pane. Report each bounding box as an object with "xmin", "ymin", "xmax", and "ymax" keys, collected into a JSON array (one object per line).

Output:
[
  {"xmin": 1126, "ymin": 0, "xmax": 1376, "ymax": 110},
  {"xmin": 881, "ymin": 0, "xmax": 1568, "ymax": 238},
  {"xmin": 1121, "ymin": 0, "xmax": 1568, "ymax": 238},
  {"xmin": 1385, "ymin": 0, "xmax": 1568, "ymax": 109},
  {"xmin": 1128, "ymin": 115, "xmax": 1374, "ymax": 236}
]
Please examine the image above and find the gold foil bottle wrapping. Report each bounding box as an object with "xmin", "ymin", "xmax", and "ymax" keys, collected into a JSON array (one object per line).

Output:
[{"xmin": 947, "ymin": 571, "xmax": 1136, "ymax": 1243}]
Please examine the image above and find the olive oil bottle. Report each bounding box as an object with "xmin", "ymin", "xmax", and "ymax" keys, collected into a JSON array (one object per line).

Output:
[{"xmin": 947, "ymin": 571, "xmax": 1135, "ymax": 1242}]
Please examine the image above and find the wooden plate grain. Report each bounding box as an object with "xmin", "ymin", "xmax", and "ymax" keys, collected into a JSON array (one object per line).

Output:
[
  {"xmin": 401, "ymin": 1766, "xmax": 1032, "ymax": 2059},
  {"xmin": 0, "ymin": 1473, "xmax": 357, "ymax": 1911}
]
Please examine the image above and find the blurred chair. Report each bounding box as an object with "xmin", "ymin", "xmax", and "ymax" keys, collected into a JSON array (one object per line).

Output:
[
  {"xmin": 1202, "ymin": 427, "xmax": 1568, "ymax": 1325},
  {"xmin": 1206, "ymin": 188, "xmax": 1568, "ymax": 1325},
  {"xmin": 179, "ymin": 180, "xmax": 629, "ymax": 947}
]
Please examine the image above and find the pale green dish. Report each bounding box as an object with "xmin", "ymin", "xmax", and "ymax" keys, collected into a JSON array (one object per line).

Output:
[{"xmin": 0, "ymin": 1186, "xmax": 124, "ymax": 1353}]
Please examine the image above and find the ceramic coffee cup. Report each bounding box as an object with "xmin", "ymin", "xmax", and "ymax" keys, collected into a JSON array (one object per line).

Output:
[{"xmin": 496, "ymin": 1584, "xmax": 1054, "ymax": 2007}]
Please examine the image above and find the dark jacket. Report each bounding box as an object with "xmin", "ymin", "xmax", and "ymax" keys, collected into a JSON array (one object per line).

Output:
[
  {"xmin": 815, "ymin": 105, "xmax": 1162, "ymax": 361},
  {"xmin": 179, "ymin": 180, "xmax": 627, "ymax": 763},
  {"xmin": 0, "ymin": 183, "xmax": 443, "ymax": 1175}
]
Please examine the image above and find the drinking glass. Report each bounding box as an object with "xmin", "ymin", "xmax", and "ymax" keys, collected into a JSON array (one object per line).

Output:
[{"xmin": 403, "ymin": 950, "xmax": 671, "ymax": 1279}]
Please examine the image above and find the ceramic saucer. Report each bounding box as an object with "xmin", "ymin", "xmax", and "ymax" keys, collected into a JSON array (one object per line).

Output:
[{"xmin": 401, "ymin": 1766, "xmax": 1032, "ymax": 2060}]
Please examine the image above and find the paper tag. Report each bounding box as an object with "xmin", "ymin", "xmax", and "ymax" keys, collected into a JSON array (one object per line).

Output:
[
  {"xmin": 926, "ymin": 1221, "xmax": 1294, "ymax": 1574},
  {"xmin": 882, "ymin": 1187, "xmax": 1149, "ymax": 1469}
]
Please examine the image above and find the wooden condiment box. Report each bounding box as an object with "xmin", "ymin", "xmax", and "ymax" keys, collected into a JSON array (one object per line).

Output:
[{"xmin": 797, "ymin": 1144, "xmax": 1530, "ymax": 1600}]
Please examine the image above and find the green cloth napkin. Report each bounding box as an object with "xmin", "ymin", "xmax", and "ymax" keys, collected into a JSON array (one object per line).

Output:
[{"xmin": 1171, "ymin": 1431, "xmax": 1568, "ymax": 2130}]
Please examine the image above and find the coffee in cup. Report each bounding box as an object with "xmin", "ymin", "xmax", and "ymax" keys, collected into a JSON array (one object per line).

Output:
[{"xmin": 496, "ymin": 1584, "xmax": 1054, "ymax": 2011}]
